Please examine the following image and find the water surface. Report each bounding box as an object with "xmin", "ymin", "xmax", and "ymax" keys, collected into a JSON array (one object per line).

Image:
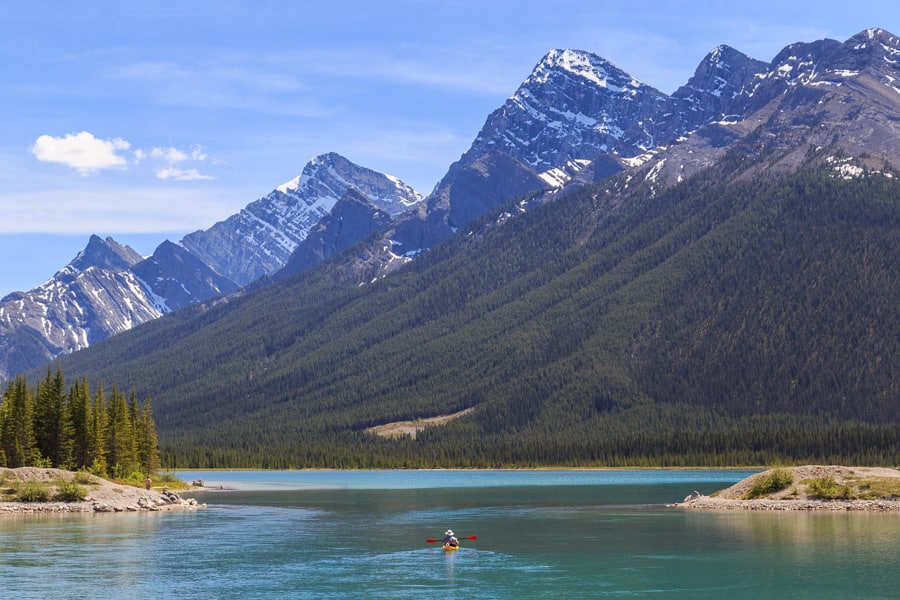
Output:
[{"xmin": 3, "ymin": 469, "xmax": 899, "ymax": 599}]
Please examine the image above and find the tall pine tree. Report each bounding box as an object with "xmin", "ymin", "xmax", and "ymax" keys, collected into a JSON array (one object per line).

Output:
[
  {"xmin": 69, "ymin": 376, "xmax": 94, "ymax": 470},
  {"xmin": 105, "ymin": 386, "xmax": 135, "ymax": 476},
  {"xmin": 0, "ymin": 377, "xmax": 35, "ymax": 468},
  {"xmin": 34, "ymin": 366, "xmax": 72, "ymax": 468},
  {"xmin": 135, "ymin": 395, "xmax": 161, "ymax": 476}
]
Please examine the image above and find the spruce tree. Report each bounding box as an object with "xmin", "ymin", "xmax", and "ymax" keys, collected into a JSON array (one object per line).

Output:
[
  {"xmin": 69, "ymin": 376, "xmax": 93, "ymax": 470},
  {"xmin": 106, "ymin": 386, "xmax": 135, "ymax": 477},
  {"xmin": 34, "ymin": 366, "xmax": 72, "ymax": 468},
  {"xmin": 0, "ymin": 376, "xmax": 35, "ymax": 468},
  {"xmin": 135, "ymin": 395, "xmax": 161, "ymax": 476},
  {"xmin": 90, "ymin": 381, "xmax": 108, "ymax": 476}
]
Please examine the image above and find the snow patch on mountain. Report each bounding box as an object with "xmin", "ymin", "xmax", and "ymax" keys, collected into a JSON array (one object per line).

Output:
[{"xmin": 538, "ymin": 159, "xmax": 592, "ymax": 188}]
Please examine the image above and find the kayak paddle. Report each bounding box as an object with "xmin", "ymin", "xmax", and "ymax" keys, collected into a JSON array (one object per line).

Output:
[{"xmin": 426, "ymin": 535, "xmax": 477, "ymax": 543}]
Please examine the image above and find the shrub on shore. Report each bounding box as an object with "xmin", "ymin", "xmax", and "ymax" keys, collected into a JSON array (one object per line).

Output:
[
  {"xmin": 55, "ymin": 480, "xmax": 88, "ymax": 501},
  {"xmin": 18, "ymin": 481, "xmax": 51, "ymax": 502},
  {"xmin": 805, "ymin": 476, "xmax": 854, "ymax": 499},
  {"xmin": 744, "ymin": 467, "xmax": 794, "ymax": 499}
]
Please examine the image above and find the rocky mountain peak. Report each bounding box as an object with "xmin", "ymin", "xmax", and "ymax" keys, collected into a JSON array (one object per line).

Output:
[
  {"xmin": 678, "ymin": 45, "xmax": 766, "ymax": 97},
  {"xmin": 181, "ymin": 152, "xmax": 422, "ymax": 285},
  {"xmin": 847, "ymin": 27, "xmax": 900, "ymax": 51},
  {"xmin": 673, "ymin": 45, "xmax": 768, "ymax": 123},
  {"xmin": 526, "ymin": 49, "xmax": 643, "ymax": 92},
  {"xmin": 455, "ymin": 46, "xmax": 671, "ymax": 180},
  {"xmin": 69, "ymin": 235, "xmax": 143, "ymax": 274},
  {"xmin": 840, "ymin": 28, "xmax": 900, "ymax": 76},
  {"xmin": 277, "ymin": 152, "xmax": 421, "ymax": 216}
]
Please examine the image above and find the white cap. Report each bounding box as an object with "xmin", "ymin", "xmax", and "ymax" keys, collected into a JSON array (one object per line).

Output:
[{"xmin": 445, "ymin": 530, "xmax": 454, "ymax": 536}]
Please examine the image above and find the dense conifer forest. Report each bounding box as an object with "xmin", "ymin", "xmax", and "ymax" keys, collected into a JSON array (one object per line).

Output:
[
  {"xmin": 0, "ymin": 368, "xmax": 160, "ymax": 478},
  {"xmin": 32, "ymin": 156, "xmax": 900, "ymax": 469}
]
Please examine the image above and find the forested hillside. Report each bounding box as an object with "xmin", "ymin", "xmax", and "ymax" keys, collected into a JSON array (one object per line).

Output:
[{"xmin": 49, "ymin": 153, "xmax": 900, "ymax": 468}]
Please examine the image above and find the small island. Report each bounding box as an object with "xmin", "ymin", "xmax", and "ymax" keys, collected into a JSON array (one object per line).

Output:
[
  {"xmin": 677, "ymin": 465, "xmax": 900, "ymax": 511},
  {"xmin": 0, "ymin": 467, "xmax": 204, "ymax": 514}
]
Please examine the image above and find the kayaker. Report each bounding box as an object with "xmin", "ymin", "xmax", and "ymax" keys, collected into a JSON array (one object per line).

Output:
[{"xmin": 443, "ymin": 530, "xmax": 459, "ymax": 547}]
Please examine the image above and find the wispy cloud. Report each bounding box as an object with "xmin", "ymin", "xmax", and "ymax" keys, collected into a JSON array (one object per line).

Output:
[
  {"xmin": 286, "ymin": 47, "xmax": 521, "ymax": 96},
  {"xmin": 32, "ymin": 132, "xmax": 130, "ymax": 173},
  {"xmin": 155, "ymin": 167, "xmax": 214, "ymax": 181},
  {"xmin": 109, "ymin": 59, "xmax": 328, "ymax": 117},
  {"xmin": 136, "ymin": 143, "xmax": 214, "ymax": 180},
  {"xmin": 0, "ymin": 185, "xmax": 239, "ymax": 234}
]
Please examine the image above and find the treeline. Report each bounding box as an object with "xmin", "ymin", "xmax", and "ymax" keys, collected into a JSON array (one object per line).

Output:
[
  {"xmin": 165, "ymin": 407, "xmax": 900, "ymax": 469},
  {"xmin": 0, "ymin": 367, "xmax": 159, "ymax": 478}
]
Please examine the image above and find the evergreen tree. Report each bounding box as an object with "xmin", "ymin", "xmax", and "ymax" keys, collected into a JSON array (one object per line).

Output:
[
  {"xmin": 0, "ymin": 372, "xmax": 163, "ymax": 475},
  {"xmin": 135, "ymin": 395, "xmax": 161, "ymax": 476},
  {"xmin": 90, "ymin": 381, "xmax": 108, "ymax": 475},
  {"xmin": 69, "ymin": 376, "xmax": 94, "ymax": 469},
  {"xmin": 0, "ymin": 376, "xmax": 35, "ymax": 468},
  {"xmin": 34, "ymin": 366, "xmax": 73, "ymax": 468},
  {"xmin": 105, "ymin": 386, "xmax": 135, "ymax": 476}
]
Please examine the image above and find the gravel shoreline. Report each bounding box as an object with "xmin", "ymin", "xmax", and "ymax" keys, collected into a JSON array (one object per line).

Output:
[
  {"xmin": 0, "ymin": 467, "xmax": 204, "ymax": 515},
  {"xmin": 676, "ymin": 496, "xmax": 900, "ymax": 511}
]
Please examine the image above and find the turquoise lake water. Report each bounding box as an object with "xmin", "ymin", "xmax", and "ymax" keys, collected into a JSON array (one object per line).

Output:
[{"xmin": 3, "ymin": 469, "xmax": 900, "ymax": 599}]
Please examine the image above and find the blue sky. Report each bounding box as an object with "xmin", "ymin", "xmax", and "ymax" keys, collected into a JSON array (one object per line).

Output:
[{"xmin": 1, "ymin": 0, "xmax": 896, "ymax": 295}]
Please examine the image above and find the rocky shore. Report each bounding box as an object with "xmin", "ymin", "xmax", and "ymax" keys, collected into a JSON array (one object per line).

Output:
[
  {"xmin": 676, "ymin": 465, "xmax": 900, "ymax": 511},
  {"xmin": 0, "ymin": 467, "xmax": 205, "ymax": 515}
]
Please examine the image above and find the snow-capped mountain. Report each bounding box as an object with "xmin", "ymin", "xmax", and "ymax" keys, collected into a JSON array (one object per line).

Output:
[
  {"xmin": 447, "ymin": 45, "xmax": 763, "ymax": 181},
  {"xmin": 0, "ymin": 235, "xmax": 238, "ymax": 379},
  {"xmin": 0, "ymin": 154, "xmax": 421, "ymax": 378},
  {"xmin": 382, "ymin": 29, "xmax": 900, "ymax": 263},
  {"xmin": 181, "ymin": 152, "xmax": 422, "ymax": 286},
  {"xmin": 378, "ymin": 45, "xmax": 767, "ymax": 258},
  {"xmin": 130, "ymin": 240, "xmax": 240, "ymax": 312},
  {"xmin": 642, "ymin": 28, "xmax": 900, "ymax": 191},
  {"xmin": 464, "ymin": 48, "xmax": 697, "ymax": 172},
  {"xmin": 740, "ymin": 28, "xmax": 900, "ymax": 156},
  {"xmin": 6, "ymin": 28, "xmax": 900, "ymax": 383}
]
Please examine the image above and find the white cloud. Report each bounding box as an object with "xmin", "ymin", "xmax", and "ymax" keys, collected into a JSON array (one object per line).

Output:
[
  {"xmin": 32, "ymin": 131, "xmax": 130, "ymax": 173},
  {"xmin": 156, "ymin": 167, "xmax": 214, "ymax": 181},
  {"xmin": 151, "ymin": 146, "xmax": 189, "ymax": 162}
]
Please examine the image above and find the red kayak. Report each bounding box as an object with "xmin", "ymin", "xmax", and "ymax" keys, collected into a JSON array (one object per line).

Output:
[{"xmin": 426, "ymin": 535, "xmax": 476, "ymax": 549}]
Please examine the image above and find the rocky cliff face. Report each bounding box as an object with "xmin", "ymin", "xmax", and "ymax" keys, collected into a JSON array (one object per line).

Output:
[
  {"xmin": 277, "ymin": 188, "xmax": 394, "ymax": 278},
  {"xmin": 181, "ymin": 152, "xmax": 422, "ymax": 286},
  {"xmin": 463, "ymin": 49, "xmax": 676, "ymax": 172},
  {"xmin": 637, "ymin": 28, "xmax": 900, "ymax": 190},
  {"xmin": 130, "ymin": 240, "xmax": 240, "ymax": 312},
  {"xmin": 672, "ymin": 45, "xmax": 769, "ymax": 123},
  {"xmin": 740, "ymin": 28, "xmax": 900, "ymax": 162}
]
